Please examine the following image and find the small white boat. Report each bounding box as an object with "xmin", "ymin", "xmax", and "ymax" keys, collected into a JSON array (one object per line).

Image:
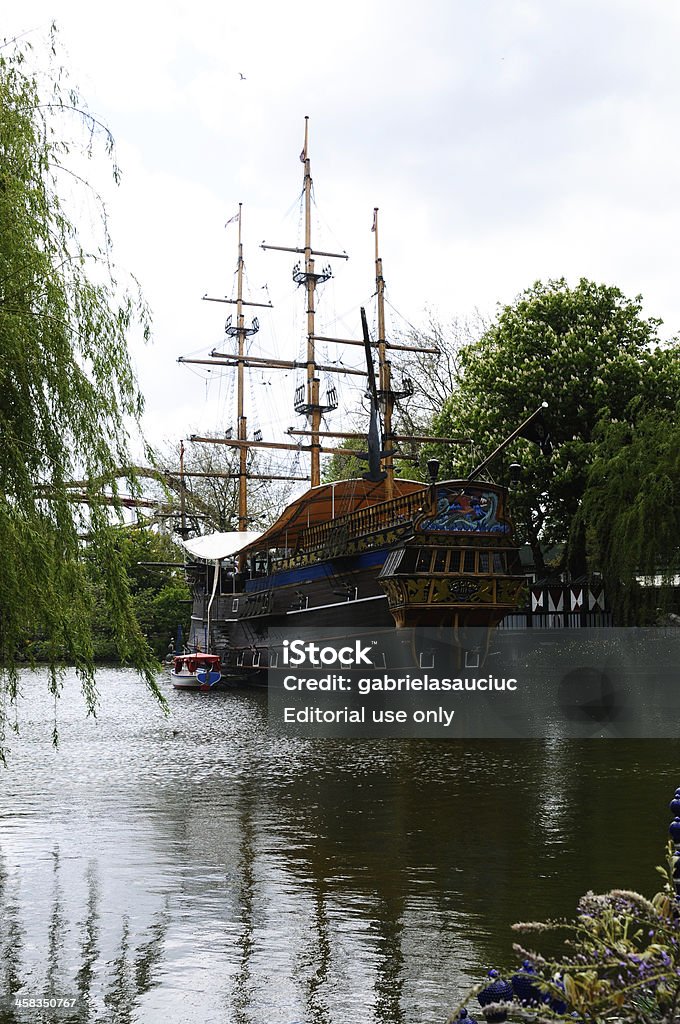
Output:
[{"xmin": 170, "ymin": 653, "xmax": 222, "ymax": 691}]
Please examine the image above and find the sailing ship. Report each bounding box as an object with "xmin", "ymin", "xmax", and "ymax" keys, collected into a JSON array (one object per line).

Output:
[{"xmin": 177, "ymin": 118, "xmax": 532, "ymax": 683}]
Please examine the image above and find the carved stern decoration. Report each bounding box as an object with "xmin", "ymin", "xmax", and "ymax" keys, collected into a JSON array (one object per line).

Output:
[{"xmin": 378, "ymin": 482, "xmax": 527, "ymax": 629}]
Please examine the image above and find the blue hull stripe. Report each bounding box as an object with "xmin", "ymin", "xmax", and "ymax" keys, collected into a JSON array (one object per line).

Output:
[{"xmin": 245, "ymin": 549, "xmax": 388, "ymax": 592}]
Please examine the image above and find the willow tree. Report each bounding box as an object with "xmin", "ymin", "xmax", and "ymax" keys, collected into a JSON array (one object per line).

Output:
[
  {"xmin": 577, "ymin": 408, "xmax": 680, "ymax": 622},
  {"xmin": 0, "ymin": 31, "xmax": 160, "ymax": 744}
]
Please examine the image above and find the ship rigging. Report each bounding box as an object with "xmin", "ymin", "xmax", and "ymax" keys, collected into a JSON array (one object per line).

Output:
[
  {"xmin": 172, "ymin": 118, "xmax": 537, "ymax": 683},
  {"xmin": 178, "ymin": 116, "xmax": 452, "ymax": 514}
]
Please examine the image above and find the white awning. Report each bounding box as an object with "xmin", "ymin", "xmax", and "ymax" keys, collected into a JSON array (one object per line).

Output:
[{"xmin": 181, "ymin": 531, "xmax": 262, "ymax": 561}]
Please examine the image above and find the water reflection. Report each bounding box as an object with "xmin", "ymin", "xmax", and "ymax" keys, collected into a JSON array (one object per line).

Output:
[
  {"xmin": 102, "ymin": 906, "xmax": 169, "ymax": 1023},
  {"xmin": 0, "ymin": 853, "xmax": 27, "ymax": 1015},
  {"xmin": 231, "ymin": 785, "xmax": 257, "ymax": 1024},
  {"xmin": 0, "ymin": 845, "xmax": 171, "ymax": 1023},
  {"xmin": 0, "ymin": 668, "xmax": 676, "ymax": 1023},
  {"xmin": 75, "ymin": 862, "xmax": 99, "ymax": 1015},
  {"xmin": 46, "ymin": 847, "xmax": 65, "ymax": 1003}
]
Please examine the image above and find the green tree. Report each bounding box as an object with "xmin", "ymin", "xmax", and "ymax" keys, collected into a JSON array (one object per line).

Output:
[
  {"xmin": 577, "ymin": 408, "xmax": 680, "ymax": 621},
  {"xmin": 0, "ymin": 29, "xmax": 160, "ymax": 743},
  {"xmin": 85, "ymin": 529, "xmax": 191, "ymax": 661},
  {"xmin": 322, "ymin": 431, "xmax": 366, "ymax": 483},
  {"xmin": 432, "ymin": 279, "xmax": 680, "ymax": 583}
]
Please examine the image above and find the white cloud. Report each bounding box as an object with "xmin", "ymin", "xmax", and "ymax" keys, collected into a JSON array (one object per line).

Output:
[{"xmin": 9, "ymin": 0, "xmax": 680, "ymax": 465}]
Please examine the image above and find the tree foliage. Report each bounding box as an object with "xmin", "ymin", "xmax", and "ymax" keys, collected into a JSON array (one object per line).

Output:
[
  {"xmin": 0, "ymin": 29, "xmax": 160, "ymax": 742},
  {"xmin": 322, "ymin": 431, "xmax": 366, "ymax": 483},
  {"xmin": 84, "ymin": 529, "xmax": 191, "ymax": 661},
  {"xmin": 577, "ymin": 408, "xmax": 680, "ymax": 621},
  {"xmin": 431, "ymin": 279, "xmax": 680, "ymax": 585}
]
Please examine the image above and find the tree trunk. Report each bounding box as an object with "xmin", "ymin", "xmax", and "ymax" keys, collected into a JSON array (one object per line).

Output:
[{"xmin": 567, "ymin": 517, "xmax": 588, "ymax": 580}]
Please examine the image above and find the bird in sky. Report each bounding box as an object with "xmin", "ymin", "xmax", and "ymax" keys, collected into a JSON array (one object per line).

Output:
[{"xmin": 238, "ymin": 72, "xmax": 246, "ymax": 80}]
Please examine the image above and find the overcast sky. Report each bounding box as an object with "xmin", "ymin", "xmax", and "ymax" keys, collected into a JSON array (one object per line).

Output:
[{"xmin": 11, "ymin": 0, "xmax": 680, "ymax": 461}]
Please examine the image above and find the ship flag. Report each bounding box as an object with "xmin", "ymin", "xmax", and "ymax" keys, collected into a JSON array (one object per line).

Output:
[{"xmin": 519, "ymin": 410, "xmax": 552, "ymax": 456}]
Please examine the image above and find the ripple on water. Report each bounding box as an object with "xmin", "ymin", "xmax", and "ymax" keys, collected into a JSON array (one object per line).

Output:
[{"xmin": 0, "ymin": 666, "xmax": 677, "ymax": 1023}]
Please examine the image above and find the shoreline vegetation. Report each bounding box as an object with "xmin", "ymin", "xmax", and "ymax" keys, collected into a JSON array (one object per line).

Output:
[{"xmin": 449, "ymin": 812, "xmax": 680, "ymax": 1023}]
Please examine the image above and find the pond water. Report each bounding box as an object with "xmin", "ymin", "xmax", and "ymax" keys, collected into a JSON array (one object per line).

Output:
[{"xmin": 0, "ymin": 668, "xmax": 676, "ymax": 1023}]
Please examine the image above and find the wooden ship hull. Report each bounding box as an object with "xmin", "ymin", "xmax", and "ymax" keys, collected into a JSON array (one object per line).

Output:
[{"xmin": 185, "ymin": 477, "xmax": 527, "ymax": 683}]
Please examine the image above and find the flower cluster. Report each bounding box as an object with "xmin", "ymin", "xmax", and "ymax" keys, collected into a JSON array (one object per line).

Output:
[{"xmin": 448, "ymin": 844, "xmax": 680, "ymax": 1023}]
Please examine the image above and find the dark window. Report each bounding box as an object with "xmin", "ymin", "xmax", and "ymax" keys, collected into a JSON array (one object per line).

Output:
[
  {"xmin": 463, "ymin": 550, "xmax": 475, "ymax": 573},
  {"xmin": 415, "ymin": 550, "xmax": 431, "ymax": 572},
  {"xmin": 478, "ymin": 552, "xmax": 489, "ymax": 573},
  {"xmin": 433, "ymin": 550, "xmax": 447, "ymax": 572}
]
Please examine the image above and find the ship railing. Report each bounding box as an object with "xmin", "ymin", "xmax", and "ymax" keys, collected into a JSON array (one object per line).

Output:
[{"xmin": 298, "ymin": 488, "xmax": 428, "ymax": 553}]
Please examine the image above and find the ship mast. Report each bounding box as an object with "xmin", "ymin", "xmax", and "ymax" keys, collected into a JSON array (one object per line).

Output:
[
  {"xmin": 303, "ymin": 117, "xmax": 322, "ymax": 488},
  {"xmin": 261, "ymin": 116, "xmax": 349, "ymax": 487},
  {"xmin": 373, "ymin": 208, "xmax": 393, "ymax": 497},
  {"xmin": 235, "ymin": 205, "xmax": 248, "ymax": 530},
  {"xmin": 179, "ymin": 206, "xmax": 310, "ymax": 525},
  {"xmin": 286, "ymin": 210, "xmax": 467, "ymax": 471},
  {"xmin": 181, "ymin": 121, "xmax": 464, "ymax": 497},
  {"xmin": 179, "ymin": 131, "xmax": 356, "ymax": 487},
  {"xmin": 223, "ymin": 204, "xmax": 267, "ymax": 530}
]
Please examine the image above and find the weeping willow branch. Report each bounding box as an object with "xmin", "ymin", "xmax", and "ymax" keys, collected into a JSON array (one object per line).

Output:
[{"xmin": 0, "ymin": 25, "xmax": 162, "ymax": 756}]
